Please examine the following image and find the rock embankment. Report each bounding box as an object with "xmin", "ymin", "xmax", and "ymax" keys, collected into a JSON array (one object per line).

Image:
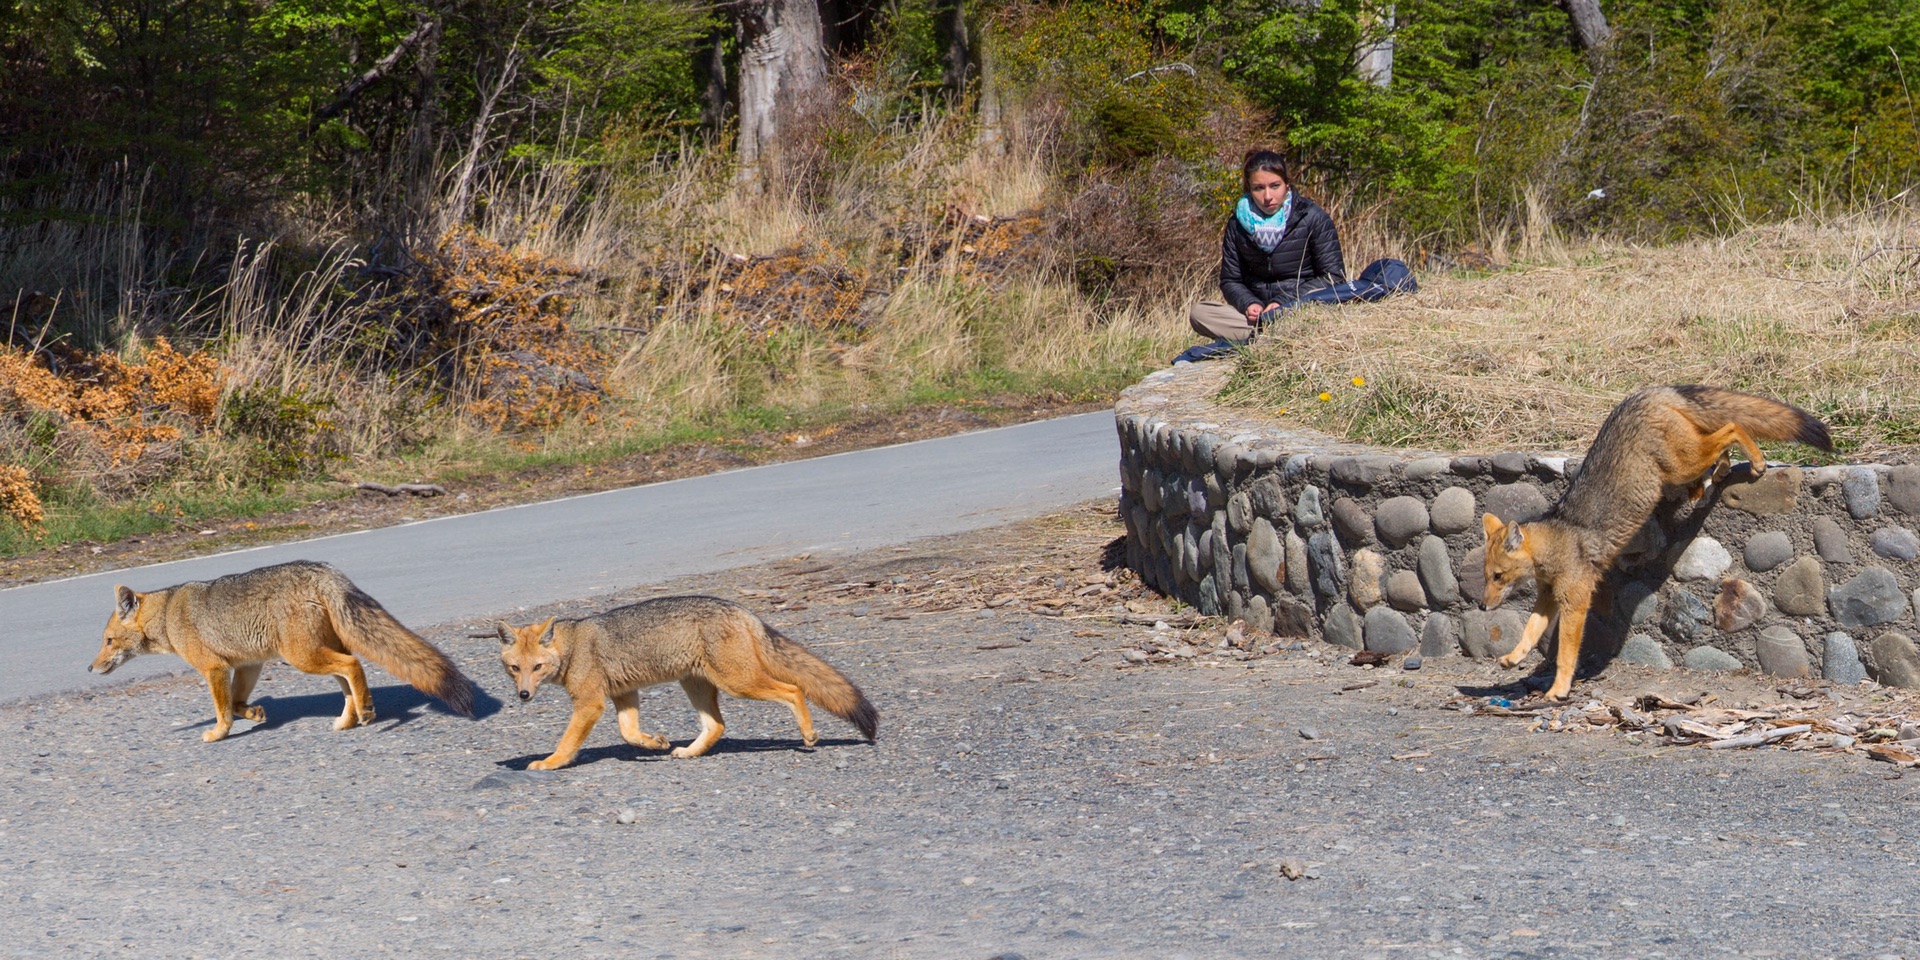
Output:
[{"xmin": 1115, "ymin": 363, "xmax": 1920, "ymax": 688}]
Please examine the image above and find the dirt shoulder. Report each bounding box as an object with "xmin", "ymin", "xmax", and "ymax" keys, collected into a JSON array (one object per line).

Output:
[{"xmin": 0, "ymin": 395, "xmax": 1105, "ymax": 588}]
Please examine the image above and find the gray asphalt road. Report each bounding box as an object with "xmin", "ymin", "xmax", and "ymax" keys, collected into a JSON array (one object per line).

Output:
[
  {"xmin": 0, "ymin": 412, "xmax": 1119, "ymax": 703},
  {"xmin": 3, "ymin": 513, "xmax": 1915, "ymax": 960}
]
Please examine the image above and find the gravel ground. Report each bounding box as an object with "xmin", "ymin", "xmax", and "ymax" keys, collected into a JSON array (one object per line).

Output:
[{"xmin": 4, "ymin": 502, "xmax": 1917, "ymax": 959}]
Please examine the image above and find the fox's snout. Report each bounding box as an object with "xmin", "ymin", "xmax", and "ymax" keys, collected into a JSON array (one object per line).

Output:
[
  {"xmin": 90, "ymin": 646, "xmax": 130, "ymax": 675},
  {"xmin": 518, "ymin": 688, "xmax": 533, "ymax": 702},
  {"xmin": 1481, "ymin": 583, "xmax": 1506, "ymax": 611}
]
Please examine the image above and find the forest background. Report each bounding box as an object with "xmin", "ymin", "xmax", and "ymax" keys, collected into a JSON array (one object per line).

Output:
[{"xmin": 2, "ymin": 0, "xmax": 1918, "ymax": 555}]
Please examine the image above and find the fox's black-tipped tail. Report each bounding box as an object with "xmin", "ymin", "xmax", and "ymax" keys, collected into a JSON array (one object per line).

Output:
[
  {"xmin": 764, "ymin": 627, "xmax": 879, "ymax": 741},
  {"xmin": 1672, "ymin": 384, "xmax": 1834, "ymax": 452}
]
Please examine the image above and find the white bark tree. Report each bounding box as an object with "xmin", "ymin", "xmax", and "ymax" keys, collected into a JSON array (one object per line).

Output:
[
  {"xmin": 1560, "ymin": 0, "xmax": 1612, "ymax": 57},
  {"xmin": 734, "ymin": 0, "xmax": 828, "ymax": 176},
  {"xmin": 1355, "ymin": 4, "xmax": 1394, "ymax": 88}
]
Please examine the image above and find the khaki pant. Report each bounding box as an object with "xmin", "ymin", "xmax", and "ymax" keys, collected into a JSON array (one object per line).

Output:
[{"xmin": 1189, "ymin": 300, "xmax": 1257, "ymax": 341}]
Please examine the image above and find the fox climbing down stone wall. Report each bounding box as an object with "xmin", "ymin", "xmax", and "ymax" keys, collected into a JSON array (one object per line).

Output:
[{"xmin": 1114, "ymin": 363, "xmax": 1920, "ymax": 689}]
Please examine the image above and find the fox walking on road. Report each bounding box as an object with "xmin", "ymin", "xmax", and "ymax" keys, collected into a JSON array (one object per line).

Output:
[
  {"xmin": 496, "ymin": 596, "xmax": 878, "ymax": 768},
  {"xmin": 92, "ymin": 561, "xmax": 476, "ymax": 740},
  {"xmin": 1481, "ymin": 385, "xmax": 1832, "ymax": 700}
]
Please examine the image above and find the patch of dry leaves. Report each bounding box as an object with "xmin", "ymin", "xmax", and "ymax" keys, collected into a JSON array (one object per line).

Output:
[{"xmin": 1447, "ymin": 683, "xmax": 1920, "ymax": 767}]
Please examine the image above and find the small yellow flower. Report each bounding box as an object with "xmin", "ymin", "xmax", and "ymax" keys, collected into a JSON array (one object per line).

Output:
[
  {"xmin": 1277, "ymin": 408, "xmax": 1289, "ymax": 415},
  {"xmin": 1351, "ymin": 376, "xmax": 1366, "ymax": 387},
  {"xmin": 1318, "ymin": 392, "xmax": 1332, "ymax": 402}
]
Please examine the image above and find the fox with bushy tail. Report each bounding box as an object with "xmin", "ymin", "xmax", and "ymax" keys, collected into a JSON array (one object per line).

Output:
[
  {"xmin": 92, "ymin": 560, "xmax": 476, "ymax": 741},
  {"xmin": 497, "ymin": 596, "xmax": 878, "ymax": 768},
  {"xmin": 1482, "ymin": 385, "xmax": 1832, "ymax": 700}
]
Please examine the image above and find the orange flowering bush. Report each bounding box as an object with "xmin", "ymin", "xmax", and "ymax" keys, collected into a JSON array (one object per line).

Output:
[
  {"xmin": 0, "ymin": 464, "xmax": 44, "ymax": 530},
  {"xmin": 0, "ymin": 338, "xmax": 223, "ymax": 467},
  {"xmin": 399, "ymin": 227, "xmax": 607, "ymax": 430}
]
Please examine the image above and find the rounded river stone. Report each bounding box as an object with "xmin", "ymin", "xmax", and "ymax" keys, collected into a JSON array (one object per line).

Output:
[
  {"xmin": 1420, "ymin": 613, "xmax": 1459, "ymax": 658},
  {"xmin": 1417, "ymin": 535, "xmax": 1460, "ymax": 606},
  {"xmin": 1714, "ymin": 578, "xmax": 1768, "ymax": 632},
  {"xmin": 1374, "ymin": 496, "xmax": 1431, "ymax": 549},
  {"xmin": 1428, "ymin": 487, "xmax": 1477, "ymax": 536},
  {"xmin": 1616, "ymin": 634, "xmax": 1673, "ymax": 669},
  {"xmin": 1332, "ymin": 497, "xmax": 1375, "ymax": 546},
  {"xmin": 1844, "ymin": 467, "xmax": 1882, "ymax": 520},
  {"xmin": 1871, "ymin": 526, "xmax": 1920, "ymax": 561},
  {"xmin": 1772, "ymin": 557, "xmax": 1826, "ymax": 617},
  {"xmin": 1385, "ymin": 570, "xmax": 1427, "ymax": 611},
  {"xmin": 1828, "ymin": 567, "xmax": 1908, "ymax": 628},
  {"xmin": 1673, "ymin": 537, "xmax": 1732, "ymax": 582},
  {"xmin": 1823, "ymin": 632, "xmax": 1867, "ymax": 685},
  {"xmin": 1683, "ymin": 646, "xmax": 1744, "ymax": 672},
  {"xmin": 1755, "ymin": 626, "xmax": 1811, "ymax": 678},
  {"xmin": 1742, "ymin": 531, "xmax": 1794, "ymax": 572},
  {"xmin": 1363, "ymin": 607, "xmax": 1418, "ymax": 653},
  {"xmin": 1811, "ymin": 517, "xmax": 1853, "ymax": 563},
  {"xmin": 1349, "ymin": 549, "xmax": 1387, "ymax": 610},
  {"xmin": 1482, "ymin": 482, "xmax": 1550, "ymax": 524}
]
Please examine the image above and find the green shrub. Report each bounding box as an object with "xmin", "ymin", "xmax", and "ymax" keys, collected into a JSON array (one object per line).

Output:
[{"xmin": 219, "ymin": 384, "xmax": 344, "ymax": 486}]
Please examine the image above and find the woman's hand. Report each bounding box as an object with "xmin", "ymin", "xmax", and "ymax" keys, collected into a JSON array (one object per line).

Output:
[{"xmin": 1245, "ymin": 302, "xmax": 1263, "ymax": 322}]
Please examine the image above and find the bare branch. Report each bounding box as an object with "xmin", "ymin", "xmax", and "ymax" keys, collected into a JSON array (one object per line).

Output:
[{"xmin": 312, "ymin": 17, "xmax": 442, "ymax": 125}]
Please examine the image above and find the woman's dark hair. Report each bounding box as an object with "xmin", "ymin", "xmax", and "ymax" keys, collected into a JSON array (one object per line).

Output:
[{"xmin": 1241, "ymin": 150, "xmax": 1291, "ymax": 193}]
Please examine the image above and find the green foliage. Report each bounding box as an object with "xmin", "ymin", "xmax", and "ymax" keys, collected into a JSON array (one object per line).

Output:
[
  {"xmin": 219, "ymin": 384, "xmax": 343, "ymax": 486},
  {"xmin": 527, "ymin": 0, "xmax": 713, "ymax": 146},
  {"xmin": 997, "ymin": 0, "xmax": 1229, "ymax": 164}
]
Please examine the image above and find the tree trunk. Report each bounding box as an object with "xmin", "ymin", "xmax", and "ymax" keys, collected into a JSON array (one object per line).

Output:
[
  {"xmin": 935, "ymin": 0, "xmax": 971, "ymax": 99},
  {"xmin": 1560, "ymin": 0, "xmax": 1612, "ymax": 56},
  {"xmin": 1355, "ymin": 4, "xmax": 1393, "ymax": 88},
  {"xmin": 734, "ymin": 0, "xmax": 828, "ymax": 176},
  {"xmin": 698, "ymin": 24, "xmax": 730, "ymax": 137},
  {"xmin": 974, "ymin": 27, "xmax": 1003, "ymax": 153},
  {"xmin": 404, "ymin": 19, "xmax": 444, "ymax": 223}
]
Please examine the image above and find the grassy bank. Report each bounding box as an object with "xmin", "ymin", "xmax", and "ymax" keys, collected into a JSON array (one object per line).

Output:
[
  {"xmin": 1220, "ymin": 203, "xmax": 1920, "ymax": 459},
  {"xmin": 0, "ymin": 111, "xmax": 1204, "ymax": 556}
]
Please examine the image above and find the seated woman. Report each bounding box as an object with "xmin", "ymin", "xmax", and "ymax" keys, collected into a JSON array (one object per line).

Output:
[{"xmin": 1189, "ymin": 150, "xmax": 1345, "ymax": 343}]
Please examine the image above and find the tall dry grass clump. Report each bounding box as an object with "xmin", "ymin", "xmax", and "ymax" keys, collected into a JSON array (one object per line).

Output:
[
  {"xmin": 1222, "ymin": 202, "xmax": 1920, "ymax": 458},
  {"xmin": 580, "ymin": 105, "xmax": 1201, "ymax": 427}
]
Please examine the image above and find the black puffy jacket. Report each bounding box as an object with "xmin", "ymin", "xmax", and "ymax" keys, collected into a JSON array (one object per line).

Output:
[{"xmin": 1218, "ymin": 195, "xmax": 1346, "ymax": 314}]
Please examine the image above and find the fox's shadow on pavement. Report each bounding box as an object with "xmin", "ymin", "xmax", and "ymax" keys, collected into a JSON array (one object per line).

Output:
[
  {"xmin": 181, "ymin": 682, "xmax": 505, "ymax": 736},
  {"xmin": 495, "ymin": 736, "xmax": 869, "ymax": 769}
]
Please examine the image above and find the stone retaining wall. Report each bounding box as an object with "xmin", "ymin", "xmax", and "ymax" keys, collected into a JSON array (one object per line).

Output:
[{"xmin": 1114, "ymin": 363, "xmax": 1920, "ymax": 688}]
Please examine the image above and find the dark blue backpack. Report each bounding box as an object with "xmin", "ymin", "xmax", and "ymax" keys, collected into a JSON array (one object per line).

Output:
[
  {"xmin": 1174, "ymin": 259, "xmax": 1417, "ymax": 364},
  {"xmin": 1262, "ymin": 258, "xmax": 1418, "ymax": 323}
]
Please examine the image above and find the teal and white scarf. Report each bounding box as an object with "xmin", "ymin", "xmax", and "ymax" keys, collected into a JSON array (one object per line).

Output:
[{"xmin": 1235, "ymin": 192, "xmax": 1293, "ymax": 252}]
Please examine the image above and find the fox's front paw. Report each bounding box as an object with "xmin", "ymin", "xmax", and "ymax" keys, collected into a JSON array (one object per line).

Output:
[
  {"xmin": 203, "ymin": 725, "xmax": 231, "ymax": 743},
  {"xmin": 1496, "ymin": 652, "xmax": 1523, "ymax": 669},
  {"xmin": 634, "ymin": 733, "xmax": 669, "ymax": 750},
  {"xmin": 238, "ymin": 705, "xmax": 266, "ymax": 723},
  {"xmin": 528, "ymin": 757, "xmax": 568, "ymax": 771},
  {"xmin": 670, "ymin": 745, "xmax": 707, "ymax": 759}
]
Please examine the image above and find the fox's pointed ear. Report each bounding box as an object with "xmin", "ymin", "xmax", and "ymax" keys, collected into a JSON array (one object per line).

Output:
[
  {"xmin": 1481, "ymin": 513, "xmax": 1503, "ymax": 540},
  {"xmin": 494, "ymin": 622, "xmax": 515, "ymax": 644},
  {"xmin": 115, "ymin": 585, "xmax": 138, "ymax": 620},
  {"xmin": 1503, "ymin": 522, "xmax": 1525, "ymax": 553},
  {"xmin": 536, "ymin": 618, "xmax": 558, "ymax": 646}
]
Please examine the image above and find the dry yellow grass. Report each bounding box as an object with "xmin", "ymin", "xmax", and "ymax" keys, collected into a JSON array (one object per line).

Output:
[{"xmin": 1222, "ymin": 205, "xmax": 1920, "ymax": 458}]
